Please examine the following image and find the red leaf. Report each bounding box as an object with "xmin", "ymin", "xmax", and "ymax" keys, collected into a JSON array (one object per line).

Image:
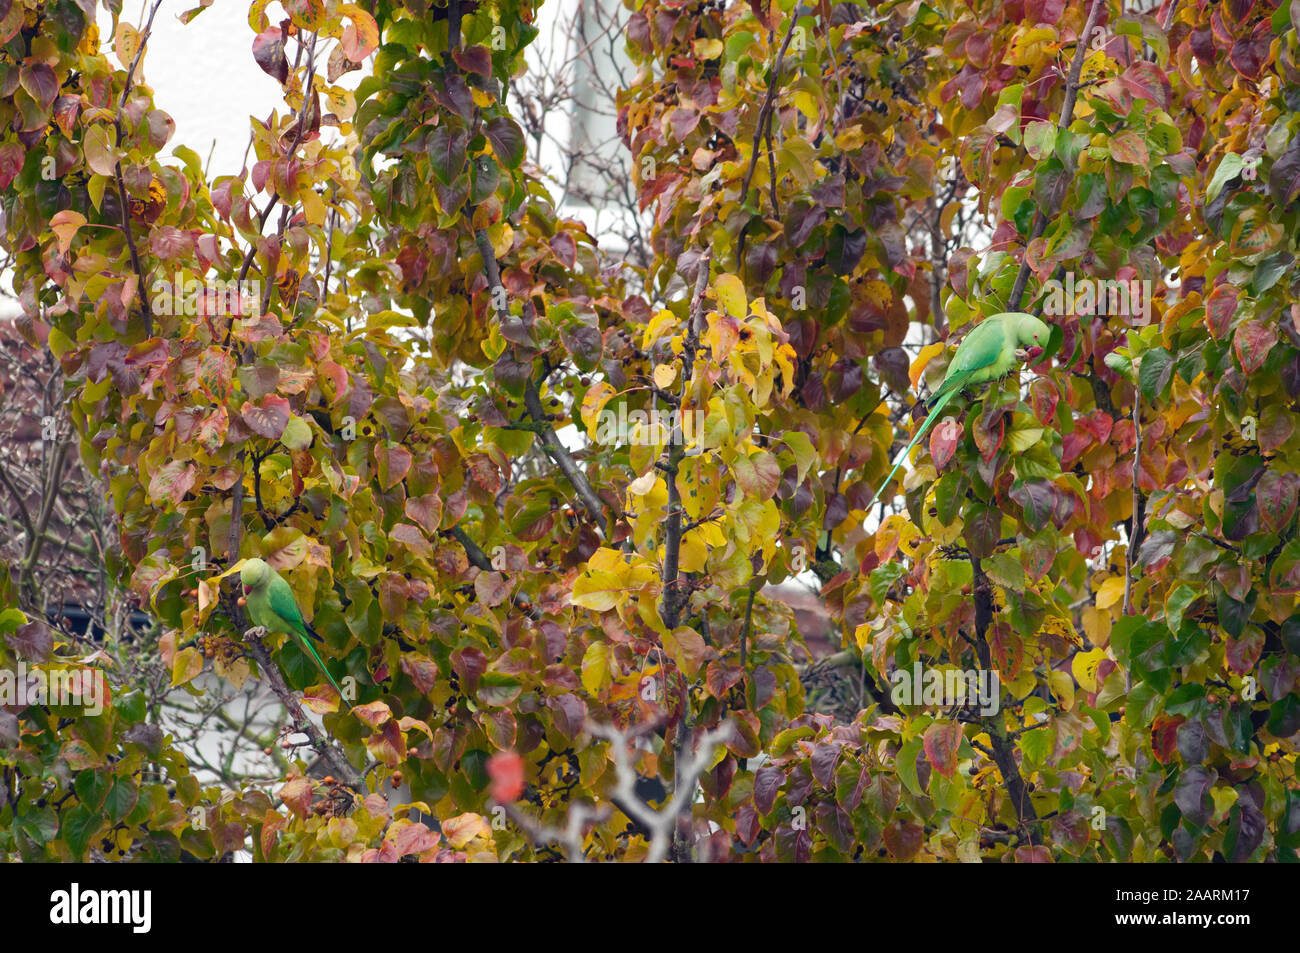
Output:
[
  {"xmin": 474, "ymin": 571, "xmax": 509, "ymax": 608},
  {"xmin": 990, "ymin": 621, "xmax": 1024, "ymax": 680},
  {"xmin": 1257, "ymin": 470, "xmax": 1300, "ymax": 533},
  {"xmin": 810, "ymin": 742, "xmax": 840, "ymax": 788},
  {"xmin": 705, "ymin": 660, "xmax": 743, "ymax": 699},
  {"xmin": 278, "ymin": 776, "xmax": 313, "ymax": 818},
  {"xmin": 374, "ymin": 442, "xmax": 412, "ymax": 490},
  {"xmin": 548, "ymin": 693, "xmax": 587, "ymax": 740},
  {"xmin": 922, "ymin": 720, "xmax": 962, "ymax": 778},
  {"xmin": 1233, "ymin": 319, "xmax": 1277, "ymax": 375},
  {"xmin": 754, "ymin": 765, "xmax": 782, "ymax": 814},
  {"xmin": 399, "ymin": 655, "xmax": 439, "ymax": 694},
  {"xmin": 0, "ymin": 142, "xmax": 25, "ymax": 189},
  {"xmin": 1227, "ymin": 628, "xmax": 1265, "ymax": 675},
  {"xmin": 240, "ymin": 394, "xmax": 290, "ymax": 439},
  {"xmin": 882, "ymin": 818, "xmax": 923, "ymax": 860},
  {"xmin": 1204, "ymin": 282, "xmax": 1238, "ymax": 339},
  {"xmin": 1228, "ymin": 20, "xmax": 1270, "ymax": 79},
  {"xmin": 736, "ymin": 802, "xmax": 761, "ymax": 846},
  {"xmin": 1014, "ymin": 845, "xmax": 1053, "ymax": 863},
  {"xmin": 973, "ymin": 408, "xmax": 1004, "ymax": 462},
  {"xmin": 252, "ymin": 26, "xmax": 288, "ymax": 84},
  {"xmin": 1150, "ymin": 714, "xmax": 1184, "ymax": 765},
  {"xmin": 1029, "ymin": 379, "xmax": 1058, "ymax": 426},
  {"xmin": 487, "ymin": 750, "xmax": 525, "ymax": 802},
  {"xmin": 393, "ymin": 822, "xmax": 439, "ymax": 857},
  {"xmin": 404, "ymin": 494, "xmax": 443, "ymax": 535},
  {"xmin": 452, "ymin": 45, "xmax": 492, "ymax": 77},
  {"xmin": 929, "ymin": 414, "xmax": 961, "ymax": 469}
]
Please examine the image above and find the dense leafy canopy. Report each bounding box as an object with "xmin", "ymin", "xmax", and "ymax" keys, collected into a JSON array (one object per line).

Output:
[{"xmin": 2, "ymin": 0, "xmax": 1300, "ymax": 861}]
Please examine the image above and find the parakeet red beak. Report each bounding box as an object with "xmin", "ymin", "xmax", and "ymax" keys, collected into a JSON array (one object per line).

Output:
[
  {"xmin": 1026, "ymin": 345, "xmax": 1046, "ymax": 364},
  {"xmin": 242, "ymin": 584, "xmax": 250, "ymax": 595}
]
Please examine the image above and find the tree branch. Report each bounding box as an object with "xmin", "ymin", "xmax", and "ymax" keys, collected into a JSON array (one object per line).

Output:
[
  {"xmin": 971, "ymin": 556, "xmax": 1039, "ymax": 842},
  {"xmin": 112, "ymin": 0, "xmax": 164, "ymax": 337},
  {"xmin": 243, "ymin": 626, "xmax": 366, "ymax": 794},
  {"xmin": 735, "ymin": 10, "xmax": 802, "ymax": 266},
  {"xmin": 1006, "ymin": 0, "xmax": 1106, "ymax": 312}
]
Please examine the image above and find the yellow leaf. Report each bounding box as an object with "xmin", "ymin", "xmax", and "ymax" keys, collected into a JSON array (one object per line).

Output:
[
  {"xmin": 692, "ymin": 37, "xmax": 722, "ymax": 59},
  {"xmin": 1081, "ymin": 604, "xmax": 1111, "ymax": 647},
  {"xmin": 581, "ymin": 641, "xmax": 611, "ymax": 695},
  {"xmin": 626, "ymin": 471, "xmax": 659, "ymax": 497},
  {"xmin": 1006, "ymin": 423, "xmax": 1045, "ymax": 453},
  {"xmin": 678, "ymin": 530, "xmax": 708, "ymax": 573},
  {"xmin": 909, "ymin": 342, "xmax": 944, "ymax": 389},
  {"xmin": 580, "ymin": 382, "xmax": 615, "ymax": 434},
  {"xmin": 300, "ymin": 188, "xmax": 327, "ymax": 227},
  {"xmin": 441, "ymin": 812, "xmax": 489, "ymax": 849},
  {"xmin": 587, "ymin": 548, "xmax": 626, "ymax": 573},
  {"xmin": 170, "ymin": 647, "xmax": 204, "ymax": 687},
  {"xmin": 1072, "ymin": 648, "xmax": 1108, "ymax": 693},
  {"xmin": 1006, "ymin": 24, "xmax": 1059, "ymax": 66},
  {"xmin": 1004, "ymin": 669, "xmax": 1037, "ymax": 700},
  {"xmin": 1047, "ymin": 669, "xmax": 1075, "ymax": 710},
  {"xmin": 834, "ymin": 126, "xmax": 867, "ymax": 151},
  {"xmin": 50, "ymin": 210, "xmax": 87, "ymax": 255},
  {"xmin": 1096, "ymin": 576, "xmax": 1125, "ymax": 610},
  {"xmin": 488, "ymin": 222, "xmax": 513, "ymax": 258},
  {"xmin": 115, "ymin": 21, "xmax": 141, "ymax": 69},
  {"xmin": 215, "ymin": 655, "xmax": 251, "ymax": 691},
  {"xmin": 714, "ymin": 273, "xmax": 748, "ymax": 319},
  {"xmin": 862, "ymin": 279, "xmax": 892, "ymax": 311},
  {"xmin": 662, "ymin": 627, "xmax": 707, "ymax": 678},
  {"xmin": 1210, "ymin": 786, "xmax": 1238, "ymax": 820},
  {"xmin": 570, "ymin": 569, "xmax": 622, "ymax": 612},
  {"xmin": 196, "ymin": 559, "xmax": 251, "ymax": 628},
  {"xmin": 793, "ymin": 89, "xmax": 818, "ymax": 123},
  {"xmin": 643, "ymin": 309, "xmax": 678, "ymax": 348},
  {"xmin": 653, "ymin": 363, "xmax": 677, "ymax": 389}
]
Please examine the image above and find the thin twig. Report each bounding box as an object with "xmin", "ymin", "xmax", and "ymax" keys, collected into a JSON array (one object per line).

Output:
[
  {"xmin": 1006, "ymin": 0, "xmax": 1107, "ymax": 311},
  {"xmin": 112, "ymin": 0, "xmax": 164, "ymax": 336}
]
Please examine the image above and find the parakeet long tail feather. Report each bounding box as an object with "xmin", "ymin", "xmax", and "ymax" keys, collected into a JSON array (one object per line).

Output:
[
  {"xmin": 295, "ymin": 632, "xmax": 351, "ymax": 710},
  {"xmin": 863, "ymin": 386, "xmax": 959, "ymax": 514}
]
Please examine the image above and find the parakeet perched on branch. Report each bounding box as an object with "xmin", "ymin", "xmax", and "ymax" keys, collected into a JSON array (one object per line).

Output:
[
  {"xmin": 864, "ymin": 311, "xmax": 1053, "ymax": 511},
  {"xmin": 240, "ymin": 557, "xmax": 349, "ymax": 707}
]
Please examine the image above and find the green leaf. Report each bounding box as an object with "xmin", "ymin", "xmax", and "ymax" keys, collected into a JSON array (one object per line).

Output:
[
  {"xmin": 1205, "ymin": 153, "xmax": 1244, "ymax": 205},
  {"xmin": 83, "ymin": 124, "xmax": 118, "ymax": 176},
  {"xmin": 1138, "ymin": 347, "xmax": 1173, "ymax": 402},
  {"xmin": 60, "ymin": 804, "xmax": 103, "ymax": 858},
  {"xmin": 1019, "ymin": 724, "xmax": 1055, "ymax": 766},
  {"xmin": 896, "ymin": 736, "xmax": 924, "ymax": 797},
  {"xmin": 427, "ymin": 125, "xmax": 467, "ymax": 184}
]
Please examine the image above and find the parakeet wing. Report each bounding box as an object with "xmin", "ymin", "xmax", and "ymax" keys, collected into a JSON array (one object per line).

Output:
[
  {"xmin": 266, "ymin": 573, "xmax": 311, "ymax": 636},
  {"xmin": 265, "ymin": 574, "xmax": 346, "ymax": 703},
  {"xmin": 934, "ymin": 317, "xmax": 1012, "ymax": 398}
]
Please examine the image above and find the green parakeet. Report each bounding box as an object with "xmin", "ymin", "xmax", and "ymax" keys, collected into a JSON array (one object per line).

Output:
[
  {"xmin": 864, "ymin": 311, "xmax": 1053, "ymax": 511},
  {"xmin": 240, "ymin": 557, "xmax": 349, "ymax": 707}
]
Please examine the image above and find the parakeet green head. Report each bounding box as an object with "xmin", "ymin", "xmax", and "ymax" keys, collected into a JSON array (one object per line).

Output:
[
  {"xmin": 240, "ymin": 557, "xmax": 271, "ymax": 592},
  {"xmin": 1008, "ymin": 312, "xmax": 1053, "ymax": 364}
]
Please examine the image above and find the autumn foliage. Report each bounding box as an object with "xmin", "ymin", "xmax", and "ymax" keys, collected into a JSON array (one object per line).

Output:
[{"xmin": 1, "ymin": 0, "xmax": 1300, "ymax": 862}]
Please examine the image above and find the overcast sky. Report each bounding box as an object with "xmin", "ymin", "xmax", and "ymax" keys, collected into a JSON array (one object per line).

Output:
[{"xmin": 104, "ymin": 1, "xmax": 301, "ymax": 178}]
